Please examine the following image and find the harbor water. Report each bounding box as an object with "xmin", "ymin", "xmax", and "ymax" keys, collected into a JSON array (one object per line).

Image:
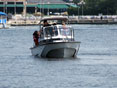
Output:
[{"xmin": 0, "ymin": 25, "xmax": 117, "ymax": 88}]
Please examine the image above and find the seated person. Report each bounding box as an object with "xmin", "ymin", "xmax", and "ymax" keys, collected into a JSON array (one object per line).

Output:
[
  {"xmin": 61, "ymin": 22, "xmax": 70, "ymax": 36},
  {"xmin": 53, "ymin": 22, "xmax": 57, "ymax": 25},
  {"xmin": 62, "ymin": 22, "xmax": 67, "ymax": 29},
  {"xmin": 43, "ymin": 20, "xmax": 51, "ymax": 27}
]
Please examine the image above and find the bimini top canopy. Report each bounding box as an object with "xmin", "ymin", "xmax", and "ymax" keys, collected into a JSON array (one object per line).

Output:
[
  {"xmin": 40, "ymin": 16, "xmax": 68, "ymax": 23},
  {"xmin": 0, "ymin": 12, "xmax": 7, "ymax": 16}
]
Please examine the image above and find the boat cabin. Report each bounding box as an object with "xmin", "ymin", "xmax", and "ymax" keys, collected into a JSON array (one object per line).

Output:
[{"xmin": 38, "ymin": 17, "xmax": 75, "ymax": 44}]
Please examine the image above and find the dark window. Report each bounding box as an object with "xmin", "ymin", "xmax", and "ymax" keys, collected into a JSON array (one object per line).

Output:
[
  {"xmin": 16, "ymin": 2, "xmax": 23, "ymax": 4},
  {"xmin": 7, "ymin": 2, "xmax": 14, "ymax": 4},
  {"xmin": 0, "ymin": 2, "xmax": 3, "ymax": 4}
]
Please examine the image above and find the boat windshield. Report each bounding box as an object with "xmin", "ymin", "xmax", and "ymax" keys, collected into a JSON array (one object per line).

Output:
[
  {"xmin": 42, "ymin": 25, "xmax": 73, "ymax": 39},
  {"xmin": 44, "ymin": 26, "xmax": 58, "ymax": 37},
  {"xmin": 59, "ymin": 26, "xmax": 71, "ymax": 36}
]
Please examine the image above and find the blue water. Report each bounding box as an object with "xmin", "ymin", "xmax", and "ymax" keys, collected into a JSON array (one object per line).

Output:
[{"xmin": 0, "ymin": 25, "xmax": 117, "ymax": 88}]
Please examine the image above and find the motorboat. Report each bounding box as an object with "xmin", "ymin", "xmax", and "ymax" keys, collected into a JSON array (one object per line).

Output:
[{"xmin": 30, "ymin": 16, "xmax": 81, "ymax": 58}]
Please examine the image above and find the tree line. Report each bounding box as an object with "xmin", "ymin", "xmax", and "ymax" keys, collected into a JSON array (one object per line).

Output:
[{"xmin": 67, "ymin": 0, "xmax": 117, "ymax": 15}]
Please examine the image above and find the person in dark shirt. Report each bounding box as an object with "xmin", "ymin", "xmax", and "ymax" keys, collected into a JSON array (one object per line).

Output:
[
  {"xmin": 43, "ymin": 20, "xmax": 51, "ymax": 27},
  {"xmin": 33, "ymin": 31, "xmax": 39, "ymax": 46}
]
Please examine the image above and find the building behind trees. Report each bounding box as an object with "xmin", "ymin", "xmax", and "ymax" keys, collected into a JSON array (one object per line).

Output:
[{"xmin": 0, "ymin": 0, "xmax": 69, "ymax": 16}]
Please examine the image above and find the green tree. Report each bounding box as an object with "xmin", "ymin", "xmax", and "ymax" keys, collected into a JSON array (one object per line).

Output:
[
  {"xmin": 84, "ymin": 0, "xmax": 117, "ymax": 15},
  {"xmin": 67, "ymin": 0, "xmax": 117, "ymax": 15}
]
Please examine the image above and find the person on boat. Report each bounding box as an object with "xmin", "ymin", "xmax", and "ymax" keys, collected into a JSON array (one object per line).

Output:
[
  {"xmin": 62, "ymin": 22, "xmax": 67, "ymax": 29},
  {"xmin": 43, "ymin": 20, "xmax": 51, "ymax": 27},
  {"xmin": 33, "ymin": 31, "xmax": 39, "ymax": 46},
  {"xmin": 62, "ymin": 22, "xmax": 70, "ymax": 36},
  {"xmin": 53, "ymin": 22, "xmax": 57, "ymax": 25}
]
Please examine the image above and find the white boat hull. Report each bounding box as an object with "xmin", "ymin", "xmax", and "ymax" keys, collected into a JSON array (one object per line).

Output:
[{"xmin": 30, "ymin": 42, "xmax": 80, "ymax": 58}]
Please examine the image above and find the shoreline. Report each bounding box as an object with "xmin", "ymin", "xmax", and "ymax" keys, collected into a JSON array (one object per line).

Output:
[
  {"xmin": 7, "ymin": 16, "xmax": 117, "ymax": 26},
  {"xmin": 9, "ymin": 20, "xmax": 117, "ymax": 26}
]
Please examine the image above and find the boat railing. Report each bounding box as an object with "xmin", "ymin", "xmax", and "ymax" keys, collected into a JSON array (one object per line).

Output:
[
  {"xmin": 58, "ymin": 26, "xmax": 74, "ymax": 41},
  {"xmin": 40, "ymin": 25, "xmax": 74, "ymax": 42},
  {"xmin": 43, "ymin": 26, "xmax": 58, "ymax": 38}
]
